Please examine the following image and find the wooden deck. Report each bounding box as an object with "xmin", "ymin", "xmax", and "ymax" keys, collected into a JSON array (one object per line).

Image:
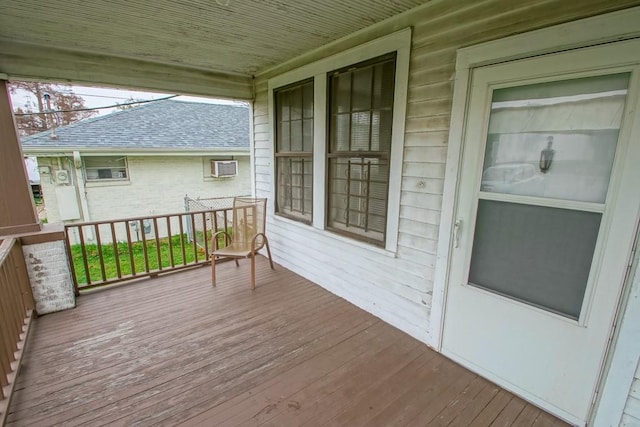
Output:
[{"xmin": 6, "ymin": 257, "xmax": 568, "ymax": 426}]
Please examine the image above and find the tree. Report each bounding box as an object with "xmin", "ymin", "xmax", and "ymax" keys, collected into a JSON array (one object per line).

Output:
[
  {"xmin": 9, "ymin": 82, "xmax": 97, "ymax": 136},
  {"xmin": 115, "ymin": 97, "xmax": 145, "ymax": 111}
]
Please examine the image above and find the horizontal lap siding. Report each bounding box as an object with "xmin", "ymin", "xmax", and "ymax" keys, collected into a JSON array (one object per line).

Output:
[
  {"xmin": 621, "ymin": 325, "xmax": 640, "ymax": 426},
  {"xmin": 252, "ymin": 0, "xmax": 640, "ymax": 345}
]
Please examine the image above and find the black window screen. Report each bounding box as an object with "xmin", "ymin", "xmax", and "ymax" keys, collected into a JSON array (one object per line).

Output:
[{"xmin": 469, "ymin": 200, "xmax": 601, "ymax": 319}]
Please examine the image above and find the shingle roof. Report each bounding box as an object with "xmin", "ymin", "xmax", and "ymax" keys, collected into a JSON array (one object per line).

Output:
[{"xmin": 21, "ymin": 99, "xmax": 250, "ymax": 151}]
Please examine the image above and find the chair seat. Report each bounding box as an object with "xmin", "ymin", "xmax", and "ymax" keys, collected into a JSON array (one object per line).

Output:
[{"xmin": 213, "ymin": 242, "xmax": 254, "ymax": 258}]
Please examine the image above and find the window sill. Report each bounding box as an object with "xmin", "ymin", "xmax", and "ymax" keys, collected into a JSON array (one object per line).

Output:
[
  {"xmin": 85, "ymin": 180, "xmax": 131, "ymax": 188},
  {"xmin": 274, "ymin": 212, "xmax": 312, "ymax": 225},
  {"xmin": 271, "ymin": 213, "xmax": 397, "ymax": 258},
  {"xmin": 203, "ymin": 176, "xmax": 236, "ymax": 182}
]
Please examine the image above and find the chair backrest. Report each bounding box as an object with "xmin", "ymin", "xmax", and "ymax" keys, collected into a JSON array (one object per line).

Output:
[{"xmin": 231, "ymin": 197, "xmax": 267, "ymax": 248}]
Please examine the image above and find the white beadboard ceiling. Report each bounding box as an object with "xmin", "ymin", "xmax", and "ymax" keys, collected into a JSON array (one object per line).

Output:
[{"xmin": 0, "ymin": 0, "xmax": 429, "ymax": 97}]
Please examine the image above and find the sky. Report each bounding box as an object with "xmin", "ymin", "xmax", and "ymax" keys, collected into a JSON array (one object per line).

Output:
[{"xmin": 11, "ymin": 84, "xmax": 244, "ymax": 117}]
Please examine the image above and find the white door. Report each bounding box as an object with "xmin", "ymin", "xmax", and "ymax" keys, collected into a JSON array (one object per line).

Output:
[{"xmin": 442, "ymin": 39, "xmax": 640, "ymax": 425}]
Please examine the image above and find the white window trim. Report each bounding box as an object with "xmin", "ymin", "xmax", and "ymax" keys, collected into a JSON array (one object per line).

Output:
[
  {"xmin": 83, "ymin": 155, "xmax": 129, "ymax": 183},
  {"xmin": 428, "ymin": 5, "xmax": 640, "ymax": 425},
  {"xmin": 267, "ymin": 28, "xmax": 411, "ymax": 253}
]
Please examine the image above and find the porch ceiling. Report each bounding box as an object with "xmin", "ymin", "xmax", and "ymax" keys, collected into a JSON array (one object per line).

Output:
[{"xmin": 0, "ymin": 0, "xmax": 428, "ymax": 99}]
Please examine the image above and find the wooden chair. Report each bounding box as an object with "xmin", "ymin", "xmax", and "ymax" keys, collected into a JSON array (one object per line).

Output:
[{"xmin": 211, "ymin": 197, "xmax": 274, "ymax": 289}]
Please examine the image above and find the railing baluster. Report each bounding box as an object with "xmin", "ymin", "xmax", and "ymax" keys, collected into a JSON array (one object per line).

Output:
[
  {"xmin": 202, "ymin": 212, "xmax": 209, "ymax": 260},
  {"xmin": 0, "ymin": 269, "xmax": 17, "ymax": 355},
  {"xmin": 0, "ymin": 272, "xmax": 13, "ymax": 389},
  {"xmin": 179, "ymin": 214, "xmax": 187, "ymax": 266},
  {"xmin": 4, "ymin": 262, "xmax": 23, "ymax": 333},
  {"xmin": 190, "ymin": 213, "xmax": 198, "ymax": 263},
  {"xmin": 77, "ymin": 226, "xmax": 92, "ymax": 285},
  {"xmin": 140, "ymin": 219, "xmax": 150, "ymax": 273},
  {"xmin": 11, "ymin": 241, "xmax": 34, "ymax": 312},
  {"xmin": 94, "ymin": 224, "xmax": 107, "ymax": 283},
  {"xmin": 223, "ymin": 209, "xmax": 229, "ymax": 238},
  {"xmin": 0, "ymin": 325, "xmax": 7, "ymax": 391},
  {"xmin": 153, "ymin": 218, "xmax": 161, "ymax": 271},
  {"xmin": 1, "ymin": 265, "xmax": 20, "ymax": 353},
  {"xmin": 167, "ymin": 216, "xmax": 175, "ymax": 268},
  {"xmin": 64, "ymin": 226, "xmax": 80, "ymax": 296},
  {"xmin": 213, "ymin": 210, "xmax": 219, "ymax": 249},
  {"xmin": 125, "ymin": 221, "xmax": 136, "ymax": 277},
  {"xmin": 110, "ymin": 222, "xmax": 122, "ymax": 279}
]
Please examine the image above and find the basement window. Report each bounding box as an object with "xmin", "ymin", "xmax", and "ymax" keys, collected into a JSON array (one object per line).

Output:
[{"xmin": 84, "ymin": 156, "xmax": 128, "ymax": 181}]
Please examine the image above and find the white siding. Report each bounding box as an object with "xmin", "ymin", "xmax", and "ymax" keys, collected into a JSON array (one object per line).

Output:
[
  {"xmin": 39, "ymin": 155, "xmax": 251, "ymax": 224},
  {"xmin": 622, "ymin": 361, "xmax": 640, "ymax": 425},
  {"xmin": 621, "ymin": 311, "xmax": 640, "ymax": 427},
  {"xmin": 252, "ymin": 0, "xmax": 639, "ymax": 346}
]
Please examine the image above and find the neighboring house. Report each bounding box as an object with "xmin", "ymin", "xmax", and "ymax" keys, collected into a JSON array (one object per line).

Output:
[
  {"xmin": 21, "ymin": 100, "xmax": 251, "ymax": 231},
  {"xmin": 23, "ymin": 156, "xmax": 41, "ymax": 198},
  {"xmin": 3, "ymin": 2, "xmax": 640, "ymax": 426}
]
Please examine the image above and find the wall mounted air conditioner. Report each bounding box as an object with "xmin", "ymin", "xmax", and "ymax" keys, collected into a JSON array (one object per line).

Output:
[{"xmin": 211, "ymin": 160, "xmax": 238, "ymax": 178}]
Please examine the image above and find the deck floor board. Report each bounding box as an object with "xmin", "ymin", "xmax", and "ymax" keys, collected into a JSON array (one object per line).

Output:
[{"xmin": 7, "ymin": 257, "xmax": 569, "ymax": 426}]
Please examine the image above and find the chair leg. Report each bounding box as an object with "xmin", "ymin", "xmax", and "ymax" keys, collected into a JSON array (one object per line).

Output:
[
  {"xmin": 211, "ymin": 255, "xmax": 216, "ymax": 287},
  {"xmin": 234, "ymin": 258, "xmax": 239, "ymax": 267},
  {"xmin": 250, "ymin": 252, "xmax": 256, "ymax": 291},
  {"xmin": 263, "ymin": 236, "xmax": 275, "ymax": 270}
]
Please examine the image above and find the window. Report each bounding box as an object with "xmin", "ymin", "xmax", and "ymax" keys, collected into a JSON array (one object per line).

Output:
[
  {"xmin": 268, "ymin": 29, "xmax": 410, "ymax": 252},
  {"xmin": 84, "ymin": 156, "xmax": 128, "ymax": 181},
  {"xmin": 274, "ymin": 79, "xmax": 314, "ymax": 223},
  {"xmin": 326, "ymin": 53, "xmax": 396, "ymax": 246}
]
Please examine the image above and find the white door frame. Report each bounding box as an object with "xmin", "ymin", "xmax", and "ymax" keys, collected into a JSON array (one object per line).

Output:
[
  {"xmin": 429, "ymin": 5, "xmax": 640, "ymax": 424},
  {"xmin": 592, "ymin": 226, "xmax": 640, "ymax": 425}
]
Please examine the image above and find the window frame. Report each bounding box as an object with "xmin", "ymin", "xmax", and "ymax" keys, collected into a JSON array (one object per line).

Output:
[
  {"xmin": 83, "ymin": 156, "xmax": 129, "ymax": 182},
  {"xmin": 267, "ymin": 28, "xmax": 411, "ymax": 253},
  {"xmin": 274, "ymin": 78, "xmax": 314, "ymax": 224}
]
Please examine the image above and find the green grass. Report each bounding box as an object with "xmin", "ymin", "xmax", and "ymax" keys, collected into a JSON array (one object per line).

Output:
[{"xmin": 71, "ymin": 231, "xmax": 230, "ymax": 286}]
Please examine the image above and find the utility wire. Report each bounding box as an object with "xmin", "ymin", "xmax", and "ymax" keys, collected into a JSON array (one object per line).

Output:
[
  {"xmin": 13, "ymin": 95, "xmax": 178, "ymax": 116},
  {"xmin": 68, "ymin": 93, "xmax": 139, "ymax": 100}
]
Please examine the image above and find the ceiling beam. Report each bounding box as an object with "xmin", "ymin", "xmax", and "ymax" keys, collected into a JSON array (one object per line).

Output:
[{"xmin": 0, "ymin": 40, "xmax": 253, "ymax": 100}]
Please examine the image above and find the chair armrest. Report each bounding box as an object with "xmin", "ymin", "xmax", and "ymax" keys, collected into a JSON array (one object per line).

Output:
[
  {"xmin": 212, "ymin": 230, "xmax": 232, "ymax": 251},
  {"xmin": 250, "ymin": 233, "xmax": 267, "ymax": 253}
]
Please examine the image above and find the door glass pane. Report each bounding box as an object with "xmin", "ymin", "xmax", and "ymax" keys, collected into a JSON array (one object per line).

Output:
[
  {"xmin": 481, "ymin": 73, "xmax": 629, "ymax": 203},
  {"xmin": 469, "ymin": 200, "xmax": 601, "ymax": 319}
]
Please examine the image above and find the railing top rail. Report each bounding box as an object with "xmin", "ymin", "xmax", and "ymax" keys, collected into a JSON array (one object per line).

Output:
[
  {"xmin": 63, "ymin": 207, "xmax": 233, "ymax": 229},
  {"xmin": 0, "ymin": 237, "xmax": 16, "ymax": 265}
]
